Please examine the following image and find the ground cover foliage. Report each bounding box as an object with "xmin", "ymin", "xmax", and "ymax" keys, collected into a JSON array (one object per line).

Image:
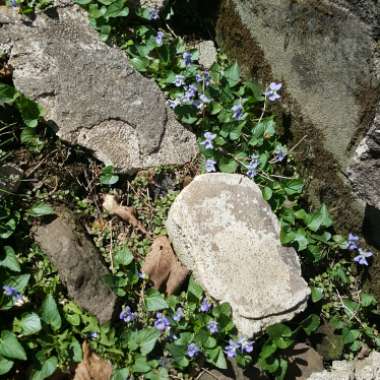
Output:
[{"xmin": 0, "ymin": 0, "xmax": 379, "ymax": 379}]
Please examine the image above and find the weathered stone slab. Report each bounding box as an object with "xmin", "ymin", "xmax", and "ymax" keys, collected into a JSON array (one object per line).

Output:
[
  {"xmin": 34, "ymin": 209, "xmax": 117, "ymax": 324},
  {"xmin": 215, "ymin": 0, "xmax": 380, "ymax": 233},
  {"xmin": 0, "ymin": 5, "xmax": 197, "ymax": 173},
  {"xmin": 307, "ymin": 351, "xmax": 380, "ymax": 380},
  {"xmin": 166, "ymin": 173, "xmax": 310, "ymax": 336}
]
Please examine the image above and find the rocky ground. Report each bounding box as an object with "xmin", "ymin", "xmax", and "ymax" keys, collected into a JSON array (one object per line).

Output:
[{"xmin": 0, "ymin": 0, "xmax": 379, "ymax": 379}]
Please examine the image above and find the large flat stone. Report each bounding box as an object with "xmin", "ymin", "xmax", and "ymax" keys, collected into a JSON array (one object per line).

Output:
[
  {"xmin": 215, "ymin": 0, "xmax": 380, "ymax": 233},
  {"xmin": 0, "ymin": 5, "xmax": 197, "ymax": 173},
  {"xmin": 166, "ymin": 173, "xmax": 310, "ymax": 337},
  {"xmin": 34, "ymin": 209, "xmax": 117, "ymax": 324}
]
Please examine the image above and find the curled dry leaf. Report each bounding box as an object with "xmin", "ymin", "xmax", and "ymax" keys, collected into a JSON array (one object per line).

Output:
[
  {"xmin": 102, "ymin": 194, "xmax": 149, "ymax": 236},
  {"xmin": 142, "ymin": 236, "xmax": 189, "ymax": 295},
  {"xmin": 74, "ymin": 341, "xmax": 112, "ymax": 380}
]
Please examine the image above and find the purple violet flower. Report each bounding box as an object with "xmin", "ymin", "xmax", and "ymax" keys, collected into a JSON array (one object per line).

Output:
[
  {"xmin": 205, "ymin": 159, "xmax": 216, "ymax": 173},
  {"xmin": 200, "ymin": 131, "xmax": 217, "ymax": 150},
  {"xmin": 354, "ymin": 249, "xmax": 373, "ymax": 266},
  {"xmin": 238, "ymin": 337, "xmax": 254, "ymax": 353},
  {"xmin": 167, "ymin": 99, "xmax": 180, "ymax": 109},
  {"xmin": 155, "ymin": 31, "xmax": 164, "ymax": 46},
  {"xmin": 119, "ymin": 306, "xmax": 136, "ymax": 323},
  {"xmin": 88, "ymin": 332, "xmax": 99, "ymax": 340},
  {"xmin": 175, "ymin": 75, "xmax": 185, "ymax": 87},
  {"xmin": 264, "ymin": 82, "xmax": 282, "ymax": 101},
  {"xmin": 149, "ymin": 8, "xmax": 159, "ymax": 20},
  {"xmin": 154, "ymin": 313, "xmax": 170, "ymax": 331},
  {"xmin": 199, "ymin": 94, "xmax": 211, "ymax": 104},
  {"xmin": 187, "ymin": 343, "xmax": 200, "ymax": 358},
  {"xmin": 347, "ymin": 233, "xmax": 359, "ymax": 251},
  {"xmin": 184, "ymin": 84, "xmax": 197, "ymax": 101},
  {"xmin": 207, "ymin": 320, "xmax": 218, "ymax": 334},
  {"xmin": 224, "ymin": 340, "xmax": 240, "ymax": 358},
  {"xmin": 173, "ymin": 307, "xmax": 184, "ymax": 322},
  {"xmin": 246, "ymin": 154, "xmax": 259, "ymax": 178},
  {"xmin": 231, "ymin": 103, "xmax": 244, "ymax": 120},
  {"xmin": 273, "ymin": 146, "xmax": 287, "ymax": 163},
  {"xmin": 200, "ymin": 298, "xmax": 212, "ymax": 312},
  {"xmin": 2, "ymin": 285, "xmax": 19, "ymax": 297},
  {"xmin": 195, "ymin": 73, "xmax": 203, "ymax": 83},
  {"xmin": 183, "ymin": 51, "xmax": 192, "ymax": 66}
]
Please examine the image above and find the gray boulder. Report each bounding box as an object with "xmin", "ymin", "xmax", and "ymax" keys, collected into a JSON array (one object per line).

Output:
[
  {"xmin": 34, "ymin": 209, "xmax": 117, "ymax": 324},
  {"xmin": 307, "ymin": 351, "xmax": 380, "ymax": 380},
  {"xmin": 0, "ymin": 5, "xmax": 197, "ymax": 173},
  {"xmin": 166, "ymin": 173, "xmax": 310, "ymax": 337},
  {"xmin": 215, "ymin": 0, "xmax": 380, "ymax": 233}
]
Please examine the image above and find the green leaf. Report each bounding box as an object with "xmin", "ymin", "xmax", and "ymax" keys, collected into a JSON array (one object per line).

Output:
[
  {"xmin": 70, "ymin": 338, "xmax": 82, "ymax": 362},
  {"xmin": 311, "ymin": 287, "xmax": 324, "ymax": 303},
  {"xmin": 307, "ymin": 204, "xmax": 333, "ymax": 232},
  {"xmin": 218, "ymin": 156, "xmax": 238, "ymax": 173},
  {"xmin": 15, "ymin": 94, "xmax": 44, "ymax": 128},
  {"xmin": 41, "ymin": 294, "xmax": 62, "ymax": 331},
  {"xmin": 14, "ymin": 313, "xmax": 41, "ymax": 336},
  {"xmin": 0, "ymin": 83, "xmax": 17, "ymax": 105},
  {"xmin": 27, "ymin": 202, "xmax": 55, "ymax": 217},
  {"xmin": 267, "ymin": 324, "xmax": 292, "ymax": 339},
  {"xmin": 144, "ymin": 288, "xmax": 168, "ymax": 311},
  {"xmin": 100, "ymin": 165, "xmax": 119, "ymax": 185},
  {"xmin": 31, "ymin": 356, "xmax": 58, "ymax": 380},
  {"xmin": 112, "ymin": 368, "xmax": 130, "ymax": 380},
  {"xmin": 0, "ymin": 246, "xmax": 20, "ymax": 272},
  {"xmin": 224, "ymin": 62, "xmax": 240, "ymax": 87},
  {"xmin": 187, "ymin": 276, "xmax": 203, "ymax": 301},
  {"xmin": 132, "ymin": 357, "xmax": 151, "ymax": 373},
  {"xmin": 105, "ymin": 0, "xmax": 129, "ymax": 18},
  {"xmin": 130, "ymin": 57, "xmax": 150, "ymax": 72},
  {"xmin": 282, "ymin": 179, "xmax": 304, "ymax": 195},
  {"xmin": 260, "ymin": 341, "xmax": 277, "ymax": 359},
  {"xmin": 138, "ymin": 328, "xmax": 160, "ymax": 355},
  {"xmin": 114, "ymin": 247, "xmax": 134, "ymax": 267},
  {"xmin": 262, "ymin": 186, "xmax": 273, "ymax": 201},
  {"xmin": 206, "ymin": 346, "xmax": 227, "ymax": 369},
  {"xmin": 361, "ymin": 293, "xmax": 377, "ymax": 307},
  {"xmin": 0, "ymin": 356, "xmax": 14, "ymax": 375},
  {"xmin": 342, "ymin": 329, "xmax": 360, "ymax": 345},
  {"xmin": 75, "ymin": 0, "xmax": 92, "ymax": 4},
  {"xmin": 301, "ymin": 314, "xmax": 320, "ymax": 336},
  {"xmin": 0, "ymin": 331, "xmax": 27, "ymax": 361}
]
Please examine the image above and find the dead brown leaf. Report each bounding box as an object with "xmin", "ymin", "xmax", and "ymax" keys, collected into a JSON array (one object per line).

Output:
[
  {"xmin": 74, "ymin": 341, "xmax": 112, "ymax": 380},
  {"xmin": 142, "ymin": 236, "xmax": 189, "ymax": 295},
  {"xmin": 102, "ymin": 194, "xmax": 149, "ymax": 236}
]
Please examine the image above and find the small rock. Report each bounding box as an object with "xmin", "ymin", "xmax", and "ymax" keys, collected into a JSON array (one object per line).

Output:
[
  {"xmin": 166, "ymin": 173, "xmax": 310, "ymax": 336},
  {"xmin": 0, "ymin": 5, "xmax": 197, "ymax": 173},
  {"xmin": 285, "ymin": 343, "xmax": 324, "ymax": 380},
  {"xmin": 307, "ymin": 351, "xmax": 380, "ymax": 380},
  {"xmin": 0, "ymin": 163, "xmax": 23, "ymax": 198},
  {"xmin": 34, "ymin": 208, "xmax": 117, "ymax": 324},
  {"xmin": 197, "ymin": 40, "xmax": 217, "ymax": 69}
]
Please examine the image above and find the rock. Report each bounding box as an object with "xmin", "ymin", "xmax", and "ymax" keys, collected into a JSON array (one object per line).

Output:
[
  {"xmin": 316, "ymin": 323, "xmax": 345, "ymax": 361},
  {"xmin": 0, "ymin": 5, "xmax": 197, "ymax": 173},
  {"xmin": 197, "ymin": 40, "xmax": 217, "ymax": 69},
  {"xmin": 166, "ymin": 173, "xmax": 310, "ymax": 336},
  {"xmin": 215, "ymin": 0, "xmax": 380, "ymax": 234},
  {"xmin": 307, "ymin": 351, "xmax": 380, "ymax": 380},
  {"xmin": 0, "ymin": 163, "xmax": 23, "ymax": 198},
  {"xmin": 285, "ymin": 343, "xmax": 324, "ymax": 380},
  {"xmin": 34, "ymin": 208, "xmax": 117, "ymax": 324}
]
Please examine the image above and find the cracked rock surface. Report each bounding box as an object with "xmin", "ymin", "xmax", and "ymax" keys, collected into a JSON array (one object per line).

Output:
[
  {"xmin": 0, "ymin": 5, "xmax": 197, "ymax": 172},
  {"xmin": 166, "ymin": 173, "xmax": 310, "ymax": 337}
]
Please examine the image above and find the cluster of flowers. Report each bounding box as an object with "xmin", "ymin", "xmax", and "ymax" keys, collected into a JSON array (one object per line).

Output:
[
  {"xmin": 2, "ymin": 285, "xmax": 26, "ymax": 306},
  {"xmin": 119, "ymin": 297, "xmax": 253, "ymax": 360},
  {"xmin": 347, "ymin": 233, "xmax": 373, "ymax": 266}
]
